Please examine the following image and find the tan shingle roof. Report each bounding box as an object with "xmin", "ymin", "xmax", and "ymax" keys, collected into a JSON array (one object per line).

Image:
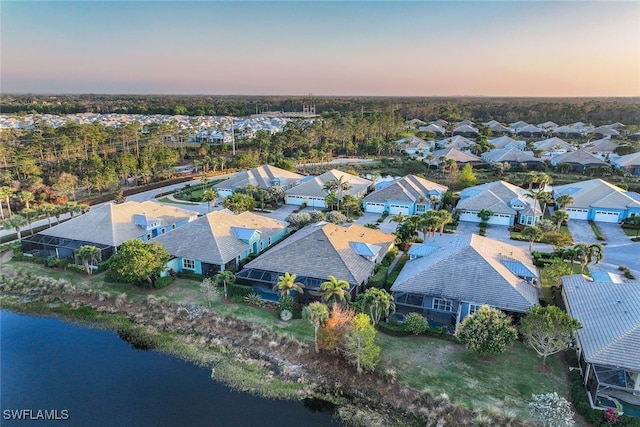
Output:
[
  {"xmin": 285, "ymin": 169, "xmax": 371, "ymax": 199},
  {"xmin": 243, "ymin": 222, "xmax": 395, "ymax": 286},
  {"xmin": 150, "ymin": 210, "xmax": 287, "ymax": 264},
  {"xmin": 214, "ymin": 165, "xmax": 304, "ymax": 191},
  {"xmin": 456, "ymin": 180, "xmax": 540, "ymax": 216},
  {"xmin": 364, "ymin": 175, "xmax": 447, "ymax": 204},
  {"xmin": 39, "ymin": 201, "xmax": 198, "ymax": 247}
]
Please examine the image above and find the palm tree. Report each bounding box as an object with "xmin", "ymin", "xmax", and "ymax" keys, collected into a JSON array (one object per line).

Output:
[
  {"xmin": 525, "ymin": 189, "xmax": 552, "ymax": 222},
  {"xmin": 0, "ymin": 186, "xmax": 14, "ymax": 219},
  {"xmin": 555, "ymin": 194, "xmax": 574, "ymax": 210},
  {"xmin": 574, "ymin": 243, "xmax": 604, "ymax": 273},
  {"xmin": 37, "ymin": 202, "xmax": 57, "ymax": 228},
  {"xmin": 3, "ymin": 214, "xmax": 27, "ymax": 241},
  {"xmin": 201, "ymin": 189, "xmax": 218, "ymax": 212},
  {"xmin": 477, "ymin": 209, "xmax": 493, "ymax": 224},
  {"xmin": 302, "ymin": 301, "xmax": 330, "ymax": 353},
  {"xmin": 21, "ymin": 207, "xmax": 37, "ymax": 236},
  {"xmin": 536, "ymin": 172, "xmax": 552, "ymax": 190},
  {"xmin": 75, "ymin": 245, "xmax": 102, "ymax": 275},
  {"xmin": 319, "ymin": 275, "xmax": 351, "ymax": 307},
  {"xmin": 418, "ymin": 212, "xmax": 439, "ymax": 239},
  {"xmin": 273, "ymin": 272, "xmax": 304, "ymax": 297},
  {"xmin": 522, "ymin": 226, "xmax": 543, "ymax": 253},
  {"xmin": 214, "ymin": 270, "xmax": 236, "ymax": 300},
  {"xmin": 18, "ymin": 190, "xmax": 35, "ymax": 210},
  {"xmin": 526, "ymin": 171, "xmax": 539, "ymax": 190},
  {"xmin": 552, "ymin": 210, "xmax": 570, "ymax": 229},
  {"xmin": 435, "ymin": 210, "xmax": 453, "ymax": 235},
  {"xmin": 360, "ymin": 287, "xmax": 395, "ymax": 325}
]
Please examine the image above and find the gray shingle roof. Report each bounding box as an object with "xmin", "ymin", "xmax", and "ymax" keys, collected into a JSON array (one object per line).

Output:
[
  {"xmin": 363, "ymin": 175, "xmax": 447, "ymax": 204},
  {"xmin": 429, "ymin": 147, "xmax": 481, "ymax": 165},
  {"xmin": 553, "ymin": 179, "xmax": 640, "ymax": 210},
  {"xmin": 489, "ymin": 136, "xmax": 523, "ymax": 149},
  {"xmin": 150, "ymin": 210, "xmax": 287, "ymax": 264},
  {"xmin": 534, "ymin": 137, "xmax": 573, "ymax": 151},
  {"xmin": 482, "ymin": 148, "xmax": 543, "ymax": 164},
  {"xmin": 285, "ymin": 169, "xmax": 371, "ymax": 199},
  {"xmin": 552, "ymin": 150, "xmax": 608, "ymax": 166},
  {"xmin": 39, "ymin": 201, "xmax": 198, "ymax": 247},
  {"xmin": 456, "ymin": 180, "xmax": 541, "ymax": 217},
  {"xmin": 214, "ymin": 165, "xmax": 304, "ymax": 191},
  {"xmin": 562, "ymin": 275, "xmax": 640, "ymax": 371},
  {"xmin": 613, "ymin": 151, "xmax": 640, "ymax": 168},
  {"xmin": 391, "ymin": 234, "xmax": 539, "ymax": 313},
  {"xmin": 243, "ymin": 222, "xmax": 395, "ymax": 286}
]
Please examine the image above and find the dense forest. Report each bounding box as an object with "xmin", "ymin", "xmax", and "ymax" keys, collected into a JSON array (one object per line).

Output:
[{"xmin": 2, "ymin": 94, "xmax": 640, "ymax": 126}]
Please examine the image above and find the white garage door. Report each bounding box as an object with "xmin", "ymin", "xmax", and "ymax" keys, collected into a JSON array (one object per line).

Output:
[
  {"xmin": 389, "ymin": 204, "xmax": 410, "ymax": 215},
  {"xmin": 365, "ymin": 202, "xmax": 386, "ymax": 213},
  {"xmin": 565, "ymin": 208, "xmax": 589, "ymax": 220},
  {"xmin": 285, "ymin": 196, "xmax": 305, "ymax": 206},
  {"xmin": 488, "ymin": 214, "xmax": 512, "ymax": 226},
  {"xmin": 458, "ymin": 211, "xmax": 481, "ymax": 223},
  {"xmin": 594, "ymin": 211, "xmax": 620, "ymax": 223}
]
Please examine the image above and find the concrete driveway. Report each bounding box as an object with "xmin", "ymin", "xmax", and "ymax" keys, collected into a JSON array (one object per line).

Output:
[
  {"xmin": 454, "ymin": 221, "xmax": 553, "ymax": 252},
  {"xmin": 566, "ymin": 220, "xmax": 639, "ymax": 278},
  {"xmin": 567, "ymin": 220, "xmax": 598, "ymax": 244},
  {"xmin": 255, "ymin": 204, "xmax": 298, "ymax": 222}
]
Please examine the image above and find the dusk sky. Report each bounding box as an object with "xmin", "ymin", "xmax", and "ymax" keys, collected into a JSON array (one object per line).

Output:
[{"xmin": 1, "ymin": 1, "xmax": 639, "ymax": 97}]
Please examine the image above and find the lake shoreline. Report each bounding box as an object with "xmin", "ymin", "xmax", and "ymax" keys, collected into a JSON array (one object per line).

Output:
[{"xmin": 0, "ymin": 278, "xmax": 418, "ymax": 426}]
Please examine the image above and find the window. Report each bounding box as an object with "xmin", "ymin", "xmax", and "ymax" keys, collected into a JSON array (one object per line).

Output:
[
  {"xmin": 146, "ymin": 233, "xmax": 151, "ymax": 240},
  {"xmin": 416, "ymin": 204, "xmax": 426, "ymax": 213},
  {"xmin": 432, "ymin": 298, "xmax": 453, "ymax": 312},
  {"xmin": 172, "ymin": 224, "xmax": 176, "ymax": 230},
  {"xmin": 183, "ymin": 259, "xmax": 195, "ymax": 270},
  {"xmin": 468, "ymin": 303, "xmax": 483, "ymax": 315}
]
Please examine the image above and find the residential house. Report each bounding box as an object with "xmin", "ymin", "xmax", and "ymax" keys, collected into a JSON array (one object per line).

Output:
[
  {"xmin": 21, "ymin": 201, "xmax": 198, "ymax": 262},
  {"xmin": 427, "ymin": 147, "xmax": 483, "ymax": 169},
  {"xmin": 405, "ymin": 118, "xmax": 426, "ymax": 129},
  {"xmin": 509, "ymin": 121, "xmax": 530, "ymax": 133},
  {"xmin": 537, "ymin": 121, "xmax": 559, "ymax": 130},
  {"xmin": 554, "ymin": 125, "xmax": 585, "ymax": 139},
  {"xmin": 396, "ymin": 135, "xmax": 432, "ymax": 156},
  {"xmin": 214, "ymin": 165, "xmax": 305, "ymax": 197},
  {"xmin": 582, "ymin": 138, "xmax": 619, "ymax": 161},
  {"xmin": 419, "ymin": 123, "xmax": 446, "ymax": 136},
  {"xmin": 453, "ymin": 124, "xmax": 479, "ymax": 138},
  {"xmin": 550, "ymin": 150, "xmax": 609, "ymax": 173},
  {"xmin": 236, "ymin": 222, "xmax": 395, "ymax": 301},
  {"xmin": 482, "ymin": 148, "xmax": 545, "ymax": 169},
  {"xmin": 486, "ymin": 122, "xmax": 514, "ymax": 136},
  {"xmin": 533, "ymin": 137, "xmax": 574, "ymax": 160},
  {"xmin": 553, "ymin": 179, "xmax": 640, "ymax": 222},
  {"xmin": 392, "ymin": 234, "xmax": 539, "ymax": 328},
  {"xmin": 151, "ymin": 209, "xmax": 288, "ymax": 276},
  {"xmin": 362, "ymin": 175, "xmax": 448, "ymax": 215},
  {"xmin": 434, "ymin": 135, "xmax": 474, "ymax": 150},
  {"xmin": 516, "ymin": 124, "xmax": 545, "ymax": 138},
  {"xmin": 562, "ymin": 275, "xmax": 640, "ymax": 411},
  {"xmin": 455, "ymin": 180, "xmax": 543, "ymax": 226},
  {"xmin": 590, "ymin": 126, "xmax": 620, "ymax": 139},
  {"xmin": 489, "ymin": 135, "xmax": 526, "ymax": 151},
  {"xmin": 284, "ymin": 169, "xmax": 372, "ymax": 208},
  {"xmin": 613, "ymin": 152, "xmax": 640, "ymax": 176}
]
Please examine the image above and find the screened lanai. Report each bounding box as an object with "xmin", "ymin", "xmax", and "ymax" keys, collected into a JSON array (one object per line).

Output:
[{"xmin": 21, "ymin": 234, "xmax": 113, "ymax": 261}]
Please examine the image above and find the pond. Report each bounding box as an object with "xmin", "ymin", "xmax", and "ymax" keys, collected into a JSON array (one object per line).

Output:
[{"xmin": 0, "ymin": 310, "xmax": 336, "ymax": 426}]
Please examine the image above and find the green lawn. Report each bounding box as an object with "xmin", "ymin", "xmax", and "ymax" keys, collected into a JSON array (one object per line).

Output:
[
  {"xmin": 173, "ymin": 180, "xmax": 223, "ymax": 202},
  {"xmin": 377, "ymin": 334, "xmax": 569, "ymax": 419},
  {"xmin": 6, "ymin": 259, "xmax": 570, "ymax": 420},
  {"xmin": 622, "ymin": 227, "xmax": 640, "ymax": 238},
  {"xmin": 156, "ymin": 197, "xmax": 200, "ymax": 206}
]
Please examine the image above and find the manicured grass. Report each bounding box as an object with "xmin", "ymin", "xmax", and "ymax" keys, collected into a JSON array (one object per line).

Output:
[
  {"xmin": 622, "ymin": 227, "xmax": 640, "ymax": 238},
  {"xmin": 173, "ymin": 180, "xmax": 223, "ymax": 202},
  {"xmin": 156, "ymin": 197, "xmax": 199, "ymax": 206},
  {"xmin": 377, "ymin": 334, "xmax": 569, "ymax": 419},
  {"xmin": 588, "ymin": 220, "xmax": 605, "ymax": 241}
]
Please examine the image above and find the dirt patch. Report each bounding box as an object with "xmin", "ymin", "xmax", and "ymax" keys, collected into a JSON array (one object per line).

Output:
[{"xmin": 534, "ymin": 363, "xmax": 553, "ymax": 375}]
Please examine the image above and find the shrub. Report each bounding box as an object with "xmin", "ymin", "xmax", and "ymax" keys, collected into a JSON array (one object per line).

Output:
[
  {"xmin": 542, "ymin": 232, "xmax": 573, "ymax": 247},
  {"xmin": 381, "ymin": 247, "xmax": 398, "ymax": 267},
  {"xmin": 404, "ymin": 312, "xmax": 429, "ymax": 335},
  {"xmin": 455, "ymin": 306, "xmax": 517, "ymax": 356},
  {"xmin": 367, "ymin": 266, "xmax": 388, "ymax": 288},
  {"xmin": 227, "ymin": 283, "xmax": 254, "ymax": 298},
  {"xmin": 376, "ymin": 321, "xmax": 410, "ymax": 337},
  {"xmin": 529, "ymin": 392, "xmax": 575, "ymax": 427}
]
